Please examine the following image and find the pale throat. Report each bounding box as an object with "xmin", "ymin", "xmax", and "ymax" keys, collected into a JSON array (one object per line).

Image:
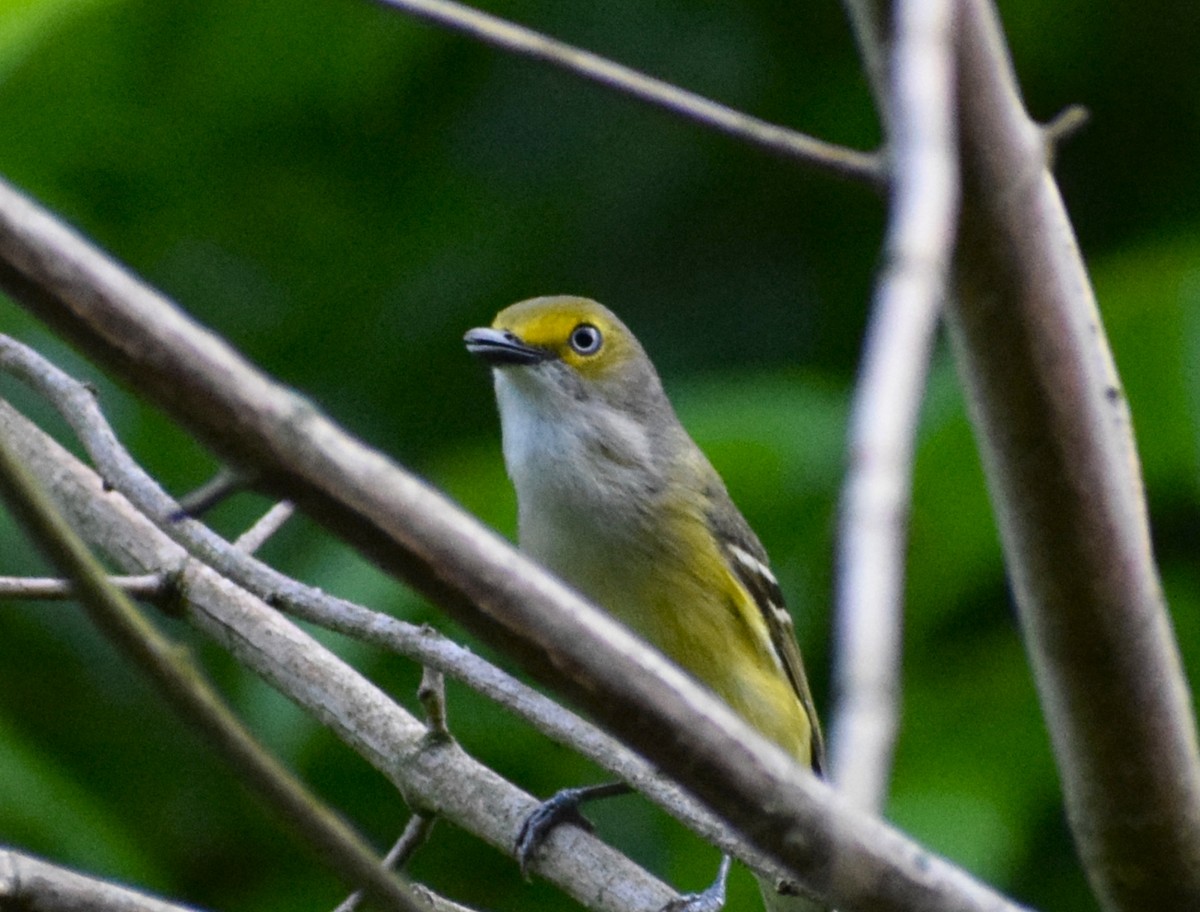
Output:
[{"xmin": 493, "ymin": 368, "xmax": 663, "ymax": 594}]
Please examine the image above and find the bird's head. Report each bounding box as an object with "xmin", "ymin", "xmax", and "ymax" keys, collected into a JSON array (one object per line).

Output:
[{"xmin": 464, "ymin": 296, "xmax": 663, "ymax": 416}]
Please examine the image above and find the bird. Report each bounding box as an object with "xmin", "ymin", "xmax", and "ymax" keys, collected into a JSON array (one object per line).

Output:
[{"xmin": 465, "ymin": 295, "xmax": 824, "ymax": 911}]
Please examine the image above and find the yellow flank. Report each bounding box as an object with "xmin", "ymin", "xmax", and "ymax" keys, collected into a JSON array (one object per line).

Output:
[{"xmin": 610, "ymin": 495, "xmax": 812, "ymax": 763}]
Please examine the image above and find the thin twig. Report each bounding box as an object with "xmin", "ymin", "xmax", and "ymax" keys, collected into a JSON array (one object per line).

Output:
[
  {"xmin": 369, "ymin": 0, "xmax": 884, "ymax": 187},
  {"xmin": 1041, "ymin": 104, "xmax": 1089, "ymax": 169},
  {"xmin": 841, "ymin": 0, "xmax": 891, "ymax": 130},
  {"xmin": 174, "ymin": 467, "xmax": 250, "ymax": 519},
  {"xmin": 386, "ymin": 815, "xmax": 438, "ymax": 878},
  {"xmin": 334, "ymin": 814, "xmax": 438, "ymax": 912},
  {"xmin": 0, "ymin": 573, "xmax": 167, "ymax": 602},
  {"xmin": 234, "ymin": 501, "xmax": 295, "ymax": 554},
  {"xmin": 830, "ymin": 0, "xmax": 960, "ymax": 813}
]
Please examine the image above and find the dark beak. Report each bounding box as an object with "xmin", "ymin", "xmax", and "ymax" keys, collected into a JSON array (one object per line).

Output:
[{"xmin": 464, "ymin": 327, "xmax": 551, "ymax": 366}]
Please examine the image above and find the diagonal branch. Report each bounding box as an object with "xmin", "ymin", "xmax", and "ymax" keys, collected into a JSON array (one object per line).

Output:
[
  {"xmin": 367, "ymin": 0, "xmax": 884, "ymax": 186},
  {"xmin": 840, "ymin": 0, "xmax": 891, "ymax": 129},
  {"xmin": 0, "ymin": 848, "xmax": 206, "ymax": 912},
  {"xmin": 233, "ymin": 500, "xmax": 295, "ymax": 553},
  {"xmin": 335, "ymin": 814, "xmax": 439, "ymax": 912}
]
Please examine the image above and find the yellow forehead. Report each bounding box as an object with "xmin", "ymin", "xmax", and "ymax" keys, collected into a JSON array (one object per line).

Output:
[{"xmin": 491, "ymin": 295, "xmax": 636, "ymax": 370}]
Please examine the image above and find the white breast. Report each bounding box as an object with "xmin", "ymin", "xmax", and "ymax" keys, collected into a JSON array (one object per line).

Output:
[{"xmin": 493, "ymin": 369, "xmax": 657, "ymax": 593}]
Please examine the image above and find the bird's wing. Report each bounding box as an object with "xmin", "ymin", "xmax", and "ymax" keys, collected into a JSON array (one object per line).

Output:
[{"xmin": 705, "ymin": 492, "xmax": 826, "ymax": 774}]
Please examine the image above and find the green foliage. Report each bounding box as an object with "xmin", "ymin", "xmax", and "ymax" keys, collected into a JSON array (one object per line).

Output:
[{"xmin": 0, "ymin": 2, "xmax": 1196, "ymax": 911}]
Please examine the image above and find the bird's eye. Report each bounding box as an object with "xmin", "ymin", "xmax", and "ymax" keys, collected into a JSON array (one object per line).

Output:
[{"xmin": 568, "ymin": 323, "xmax": 603, "ymax": 355}]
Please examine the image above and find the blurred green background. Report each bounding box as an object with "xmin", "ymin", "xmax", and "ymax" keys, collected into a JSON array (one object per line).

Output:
[{"xmin": 0, "ymin": 1, "xmax": 1197, "ymax": 910}]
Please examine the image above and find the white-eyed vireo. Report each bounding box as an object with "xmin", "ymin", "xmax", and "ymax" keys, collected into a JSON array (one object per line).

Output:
[{"xmin": 465, "ymin": 296, "xmax": 824, "ymax": 912}]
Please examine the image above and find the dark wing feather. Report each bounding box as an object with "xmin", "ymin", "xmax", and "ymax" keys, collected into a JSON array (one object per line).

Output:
[{"xmin": 706, "ymin": 493, "xmax": 826, "ymax": 775}]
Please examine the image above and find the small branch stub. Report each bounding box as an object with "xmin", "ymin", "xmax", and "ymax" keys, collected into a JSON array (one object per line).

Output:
[
  {"xmin": 1041, "ymin": 104, "xmax": 1090, "ymax": 168},
  {"xmin": 419, "ymin": 667, "xmax": 452, "ymax": 741}
]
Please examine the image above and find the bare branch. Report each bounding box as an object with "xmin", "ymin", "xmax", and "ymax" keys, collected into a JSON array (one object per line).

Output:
[
  {"xmin": 368, "ymin": 0, "xmax": 883, "ymax": 186},
  {"xmin": 840, "ymin": 0, "xmax": 891, "ymax": 126},
  {"xmin": 0, "ymin": 573, "xmax": 167, "ymax": 601},
  {"xmin": 387, "ymin": 814, "xmax": 438, "ymax": 877},
  {"xmin": 949, "ymin": 1, "xmax": 1200, "ymax": 908},
  {"xmin": 830, "ymin": 0, "xmax": 959, "ymax": 812},
  {"xmin": 0, "ymin": 848, "xmax": 206, "ymax": 912},
  {"xmin": 335, "ymin": 815, "xmax": 439, "ymax": 912},
  {"xmin": 174, "ymin": 467, "xmax": 250, "ymax": 518},
  {"xmin": 234, "ymin": 500, "xmax": 295, "ymax": 553},
  {"xmin": 0, "ymin": 426, "xmax": 430, "ymax": 912},
  {"xmin": 0, "ymin": 180, "xmax": 1035, "ymax": 912}
]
